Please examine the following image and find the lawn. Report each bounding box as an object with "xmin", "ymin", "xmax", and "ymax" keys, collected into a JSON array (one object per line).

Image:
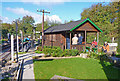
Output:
[{"xmin": 34, "ymin": 58, "xmax": 120, "ymax": 80}]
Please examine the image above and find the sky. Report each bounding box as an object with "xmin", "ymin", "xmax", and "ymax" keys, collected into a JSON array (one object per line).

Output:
[{"xmin": 0, "ymin": 0, "xmax": 112, "ymax": 24}]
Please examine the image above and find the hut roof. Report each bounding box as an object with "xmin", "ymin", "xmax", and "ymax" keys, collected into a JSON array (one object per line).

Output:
[{"xmin": 44, "ymin": 18, "xmax": 103, "ymax": 33}]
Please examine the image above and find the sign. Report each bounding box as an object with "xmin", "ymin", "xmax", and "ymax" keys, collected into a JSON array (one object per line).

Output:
[
  {"xmin": 40, "ymin": 36, "xmax": 42, "ymax": 39},
  {"xmin": 36, "ymin": 31, "xmax": 41, "ymax": 33},
  {"xmin": 108, "ymin": 43, "xmax": 118, "ymax": 46},
  {"xmin": 108, "ymin": 43, "xmax": 118, "ymax": 51}
]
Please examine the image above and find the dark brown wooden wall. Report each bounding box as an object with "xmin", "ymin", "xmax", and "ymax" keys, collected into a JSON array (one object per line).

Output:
[
  {"xmin": 44, "ymin": 32, "xmax": 66, "ymax": 50},
  {"xmin": 76, "ymin": 21, "xmax": 99, "ymax": 32}
]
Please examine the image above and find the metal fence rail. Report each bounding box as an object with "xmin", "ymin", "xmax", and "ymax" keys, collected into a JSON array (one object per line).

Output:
[{"xmin": 16, "ymin": 59, "xmax": 24, "ymax": 81}]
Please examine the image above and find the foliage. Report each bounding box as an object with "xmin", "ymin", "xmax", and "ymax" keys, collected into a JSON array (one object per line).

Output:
[
  {"xmin": 42, "ymin": 46, "xmax": 63, "ymax": 57},
  {"xmin": 35, "ymin": 50, "xmax": 43, "ymax": 54},
  {"xmin": 2, "ymin": 23, "xmax": 14, "ymax": 38},
  {"xmin": 18, "ymin": 52, "xmax": 26, "ymax": 54},
  {"xmin": 15, "ymin": 52, "xmax": 26, "ymax": 54},
  {"xmin": 32, "ymin": 56, "xmax": 39, "ymax": 59},
  {"xmin": 81, "ymin": 2, "xmax": 119, "ymax": 45},
  {"xmin": 116, "ymin": 54, "xmax": 120, "ymax": 58},
  {"xmin": 1, "ymin": 15, "xmax": 61, "ymax": 39},
  {"xmin": 34, "ymin": 58, "xmax": 120, "ymax": 79},
  {"xmin": 37, "ymin": 46, "xmax": 42, "ymax": 51},
  {"xmin": 38, "ymin": 46, "xmax": 79, "ymax": 57},
  {"xmin": 20, "ymin": 15, "xmax": 35, "ymax": 36},
  {"xmin": 88, "ymin": 52, "xmax": 100, "ymax": 59},
  {"xmin": 35, "ymin": 18, "xmax": 61, "ymax": 33},
  {"xmin": 62, "ymin": 49, "xmax": 79, "ymax": 57}
]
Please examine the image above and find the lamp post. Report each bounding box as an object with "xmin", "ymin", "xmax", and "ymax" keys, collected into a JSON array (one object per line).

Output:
[
  {"xmin": 37, "ymin": 9, "xmax": 50, "ymax": 49},
  {"xmin": 31, "ymin": 24, "xmax": 37, "ymax": 48},
  {"xmin": 20, "ymin": 30, "xmax": 23, "ymax": 52},
  {"xmin": 33, "ymin": 24, "xmax": 37, "ymax": 40},
  {"xmin": 14, "ymin": 18, "xmax": 20, "ymax": 63}
]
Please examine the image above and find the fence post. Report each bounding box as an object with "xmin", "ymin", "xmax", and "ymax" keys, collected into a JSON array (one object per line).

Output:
[
  {"xmin": 11, "ymin": 34, "xmax": 14, "ymax": 61},
  {"xmin": 17, "ymin": 35, "xmax": 19, "ymax": 53}
]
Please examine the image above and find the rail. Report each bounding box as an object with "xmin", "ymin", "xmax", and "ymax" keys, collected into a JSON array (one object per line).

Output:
[
  {"xmin": 16, "ymin": 59, "xmax": 24, "ymax": 81},
  {"xmin": 0, "ymin": 42, "xmax": 29, "ymax": 67}
]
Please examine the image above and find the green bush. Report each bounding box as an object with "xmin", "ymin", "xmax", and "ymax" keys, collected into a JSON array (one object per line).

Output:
[
  {"xmin": 42, "ymin": 46, "xmax": 63, "ymax": 57},
  {"xmin": 32, "ymin": 56, "xmax": 39, "ymax": 59},
  {"xmin": 37, "ymin": 46, "xmax": 42, "ymax": 51},
  {"xmin": 35, "ymin": 50, "xmax": 43, "ymax": 54},
  {"xmin": 43, "ymin": 48, "xmax": 49, "ymax": 54},
  {"xmin": 51, "ymin": 47, "xmax": 63, "ymax": 57},
  {"xmin": 62, "ymin": 49, "xmax": 71, "ymax": 57},
  {"xmin": 62, "ymin": 49, "xmax": 79, "ymax": 57},
  {"xmin": 89, "ymin": 52, "xmax": 100, "ymax": 59},
  {"xmin": 42, "ymin": 46, "xmax": 79, "ymax": 57},
  {"xmin": 70, "ymin": 49, "xmax": 79, "ymax": 56}
]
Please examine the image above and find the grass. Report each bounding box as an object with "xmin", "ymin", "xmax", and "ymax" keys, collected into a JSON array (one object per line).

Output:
[
  {"xmin": 116, "ymin": 54, "xmax": 120, "ymax": 58},
  {"xmin": 35, "ymin": 50, "xmax": 43, "ymax": 54},
  {"xmin": 34, "ymin": 58, "xmax": 120, "ymax": 80},
  {"xmin": 15, "ymin": 52, "xmax": 26, "ymax": 54}
]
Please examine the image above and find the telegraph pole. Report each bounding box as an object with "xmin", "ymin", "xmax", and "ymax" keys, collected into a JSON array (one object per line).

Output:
[{"xmin": 37, "ymin": 9, "xmax": 50, "ymax": 49}]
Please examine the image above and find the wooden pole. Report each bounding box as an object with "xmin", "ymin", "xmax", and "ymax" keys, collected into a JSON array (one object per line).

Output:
[
  {"xmin": 85, "ymin": 30, "xmax": 86, "ymax": 51},
  {"xmin": 70, "ymin": 32, "xmax": 71, "ymax": 49},
  {"xmin": 37, "ymin": 9, "xmax": 50, "ymax": 50},
  {"xmin": 97, "ymin": 32, "xmax": 99, "ymax": 53},
  {"xmin": 42, "ymin": 10, "xmax": 44, "ymax": 49},
  {"xmin": 65, "ymin": 32, "xmax": 66, "ymax": 49}
]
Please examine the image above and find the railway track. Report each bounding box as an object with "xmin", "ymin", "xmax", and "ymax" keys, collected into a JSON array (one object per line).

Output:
[{"xmin": 0, "ymin": 41, "xmax": 30, "ymax": 67}]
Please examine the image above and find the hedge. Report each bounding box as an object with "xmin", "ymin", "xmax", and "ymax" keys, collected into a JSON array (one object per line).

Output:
[{"xmin": 37, "ymin": 46, "xmax": 79, "ymax": 57}]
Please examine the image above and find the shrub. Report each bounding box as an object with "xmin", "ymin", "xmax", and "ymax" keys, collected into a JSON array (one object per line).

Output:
[
  {"xmin": 37, "ymin": 46, "xmax": 42, "ymax": 51},
  {"xmin": 32, "ymin": 56, "xmax": 39, "ymax": 59},
  {"xmin": 42, "ymin": 46, "xmax": 63, "ymax": 57},
  {"xmin": 89, "ymin": 52, "xmax": 100, "ymax": 59},
  {"xmin": 51, "ymin": 47, "xmax": 63, "ymax": 57},
  {"xmin": 43, "ymin": 48, "xmax": 48, "ymax": 54},
  {"xmin": 35, "ymin": 50, "xmax": 43, "ymax": 54},
  {"xmin": 70, "ymin": 49, "xmax": 79, "ymax": 56},
  {"xmin": 42, "ymin": 46, "xmax": 80, "ymax": 57},
  {"xmin": 62, "ymin": 49, "xmax": 71, "ymax": 57},
  {"xmin": 62, "ymin": 49, "xmax": 79, "ymax": 57}
]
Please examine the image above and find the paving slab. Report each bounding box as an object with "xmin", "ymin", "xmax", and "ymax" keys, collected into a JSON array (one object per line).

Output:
[
  {"xmin": 22, "ymin": 57, "xmax": 35, "ymax": 80},
  {"xmin": 18, "ymin": 52, "xmax": 44, "ymax": 80}
]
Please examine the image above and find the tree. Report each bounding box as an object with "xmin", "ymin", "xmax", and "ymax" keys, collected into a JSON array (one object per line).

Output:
[
  {"xmin": 2, "ymin": 23, "xmax": 13, "ymax": 38},
  {"xmin": 36, "ymin": 18, "xmax": 61, "ymax": 32},
  {"xmin": 20, "ymin": 15, "xmax": 35, "ymax": 36},
  {"xmin": 81, "ymin": 2, "xmax": 119, "ymax": 44}
]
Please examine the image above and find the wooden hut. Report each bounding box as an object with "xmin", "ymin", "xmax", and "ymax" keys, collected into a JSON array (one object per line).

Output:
[{"xmin": 44, "ymin": 18, "xmax": 103, "ymax": 52}]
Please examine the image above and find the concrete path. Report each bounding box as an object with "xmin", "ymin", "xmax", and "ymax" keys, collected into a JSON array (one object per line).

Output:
[
  {"xmin": 22, "ymin": 56, "xmax": 35, "ymax": 80},
  {"xmin": 17, "ymin": 51, "xmax": 44, "ymax": 80}
]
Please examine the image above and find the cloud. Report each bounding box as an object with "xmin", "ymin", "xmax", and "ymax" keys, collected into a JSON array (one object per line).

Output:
[
  {"xmin": 6, "ymin": 7, "xmax": 62, "ymax": 24},
  {"xmin": 20, "ymin": 0, "xmax": 71, "ymax": 6},
  {"xmin": 0, "ymin": 16, "xmax": 11, "ymax": 23},
  {"xmin": 46, "ymin": 15, "xmax": 62, "ymax": 23}
]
